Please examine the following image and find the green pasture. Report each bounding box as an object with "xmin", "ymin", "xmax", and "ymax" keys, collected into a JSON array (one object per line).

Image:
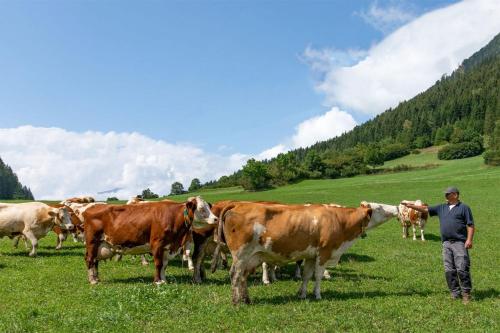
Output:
[{"xmin": 0, "ymin": 150, "xmax": 498, "ymax": 332}]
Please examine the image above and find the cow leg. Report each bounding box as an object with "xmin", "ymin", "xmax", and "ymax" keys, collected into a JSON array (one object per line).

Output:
[
  {"xmin": 402, "ymin": 225, "xmax": 408, "ymax": 238},
  {"xmin": 183, "ymin": 246, "xmax": 194, "ymax": 271},
  {"xmin": 314, "ymin": 261, "xmax": 326, "ymax": 300},
  {"xmin": 295, "ymin": 261, "xmax": 302, "ymax": 279},
  {"xmin": 160, "ymin": 253, "xmax": 169, "ymax": 282},
  {"xmin": 262, "ymin": 262, "xmax": 271, "ymax": 285},
  {"xmin": 420, "ymin": 225, "xmax": 425, "ymax": 241},
  {"xmin": 297, "ymin": 259, "xmax": 315, "ymax": 299},
  {"xmin": 140, "ymin": 255, "xmax": 149, "ymax": 266},
  {"xmin": 152, "ymin": 242, "xmax": 166, "ymax": 284},
  {"xmin": 85, "ymin": 239, "xmax": 100, "ymax": 285},
  {"xmin": 23, "ymin": 230, "xmax": 38, "ymax": 257},
  {"xmin": 56, "ymin": 232, "xmax": 67, "ymax": 250},
  {"xmin": 220, "ymin": 251, "xmax": 228, "ymax": 269},
  {"xmin": 230, "ymin": 259, "xmax": 245, "ymax": 304},
  {"xmin": 192, "ymin": 236, "xmax": 208, "ymax": 284},
  {"xmin": 12, "ymin": 235, "xmax": 23, "ymax": 249},
  {"xmin": 241, "ymin": 269, "xmax": 252, "ymax": 304},
  {"xmin": 412, "ymin": 225, "xmax": 417, "ymax": 241},
  {"xmin": 270, "ymin": 265, "xmax": 277, "ymax": 283}
]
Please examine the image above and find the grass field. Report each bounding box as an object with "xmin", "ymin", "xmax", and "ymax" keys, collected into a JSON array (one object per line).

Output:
[{"xmin": 0, "ymin": 150, "xmax": 499, "ymax": 332}]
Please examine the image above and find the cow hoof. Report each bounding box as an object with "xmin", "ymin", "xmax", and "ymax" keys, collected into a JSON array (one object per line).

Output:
[
  {"xmin": 89, "ymin": 280, "xmax": 99, "ymax": 285},
  {"xmin": 263, "ymin": 281, "xmax": 270, "ymax": 285},
  {"xmin": 29, "ymin": 253, "xmax": 36, "ymax": 257},
  {"xmin": 154, "ymin": 280, "xmax": 166, "ymax": 285},
  {"xmin": 315, "ymin": 295, "xmax": 322, "ymax": 300},
  {"xmin": 141, "ymin": 261, "xmax": 149, "ymax": 266}
]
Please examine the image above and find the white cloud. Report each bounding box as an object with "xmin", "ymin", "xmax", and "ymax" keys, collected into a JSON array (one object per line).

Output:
[
  {"xmin": 358, "ymin": 1, "xmax": 416, "ymax": 33},
  {"xmin": 253, "ymin": 107, "xmax": 358, "ymax": 160},
  {"xmin": 307, "ymin": 0, "xmax": 500, "ymax": 116},
  {"xmin": 256, "ymin": 144, "xmax": 287, "ymax": 160},
  {"xmin": 0, "ymin": 126, "xmax": 247, "ymax": 200},
  {"xmin": 291, "ymin": 108, "xmax": 357, "ymax": 148}
]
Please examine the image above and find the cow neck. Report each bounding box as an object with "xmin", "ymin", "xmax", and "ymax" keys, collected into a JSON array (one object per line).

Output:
[
  {"xmin": 358, "ymin": 209, "xmax": 369, "ymax": 239},
  {"xmin": 183, "ymin": 207, "xmax": 193, "ymax": 230}
]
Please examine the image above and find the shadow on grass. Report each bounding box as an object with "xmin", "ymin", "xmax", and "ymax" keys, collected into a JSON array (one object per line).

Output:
[
  {"xmin": 0, "ymin": 250, "xmax": 83, "ymax": 257},
  {"xmin": 340, "ymin": 253, "xmax": 375, "ymax": 263},
  {"xmin": 253, "ymin": 289, "xmax": 434, "ymax": 305},
  {"xmin": 423, "ymin": 233, "xmax": 441, "ymax": 242},
  {"xmin": 108, "ymin": 273, "xmax": 230, "ymax": 286},
  {"xmin": 332, "ymin": 270, "xmax": 391, "ymax": 282},
  {"xmin": 474, "ymin": 288, "xmax": 499, "ymax": 300}
]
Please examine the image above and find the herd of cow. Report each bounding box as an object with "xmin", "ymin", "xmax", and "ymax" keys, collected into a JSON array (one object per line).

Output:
[{"xmin": 0, "ymin": 195, "xmax": 428, "ymax": 304}]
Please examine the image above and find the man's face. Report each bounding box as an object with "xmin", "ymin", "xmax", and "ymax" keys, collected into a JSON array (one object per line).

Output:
[{"xmin": 445, "ymin": 192, "xmax": 459, "ymax": 203}]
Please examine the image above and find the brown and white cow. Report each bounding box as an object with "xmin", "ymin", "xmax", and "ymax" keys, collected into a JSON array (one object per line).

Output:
[
  {"xmin": 50, "ymin": 204, "xmax": 85, "ymax": 250},
  {"xmin": 126, "ymin": 196, "xmax": 145, "ymax": 205},
  {"xmin": 398, "ymin": 200, "xmax": 428, "ymax": 241},
  {"xmin": 0, "ymin": 202, "xmax": 74, "ymax": 256},
  {"xmin": 83, "ymin": 196, "xmax": 217, "ymax": 285},
  {"xmin": 63, "ymin": 196, "xmax": 95, "ymax": 204},
  {"xmin": 219, "ymin": 201, "xmax": 398, "ymax": 304}
]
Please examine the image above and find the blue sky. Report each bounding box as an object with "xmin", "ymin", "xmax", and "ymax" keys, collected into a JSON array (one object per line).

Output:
[
  {"xmin": 2, "ymin": 0, "xmax": 499, "ymax": 199},
  {"xmin": 1, "ymin": 0, "xmax": 456, "ymax": 154}
]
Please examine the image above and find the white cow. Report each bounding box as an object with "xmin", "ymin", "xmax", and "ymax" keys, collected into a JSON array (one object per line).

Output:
[{"xmin": 0, "ymin": 202, "xmax": 74, "ymax": 256}]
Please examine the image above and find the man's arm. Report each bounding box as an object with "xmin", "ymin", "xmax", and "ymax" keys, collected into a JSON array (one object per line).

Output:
[
  {"xmin": 401, "ymin": 202, "xmax": 429, "ymax": 213},
  {"xmin": 465, "ymin": 225, "xmax": 474, "ymax": 249},
  {"xmin": 464, "ymin": 206, "xmax": 475, "ymax": 249}
]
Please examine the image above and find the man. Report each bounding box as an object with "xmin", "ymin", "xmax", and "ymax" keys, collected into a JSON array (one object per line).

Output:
[{"xmin": 402, "ymin": 186, "xmax": 475, "ymax": 304}]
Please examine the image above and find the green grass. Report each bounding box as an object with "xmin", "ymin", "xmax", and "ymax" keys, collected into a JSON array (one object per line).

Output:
[{"xmin": 1, "ymin": 149, "xmax": 499, "ymax": 332}]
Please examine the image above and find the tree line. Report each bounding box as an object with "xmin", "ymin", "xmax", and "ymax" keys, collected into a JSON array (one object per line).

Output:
[{"xmin": 0, "ymin": 157, "xmax": 35, "ymax": 200}]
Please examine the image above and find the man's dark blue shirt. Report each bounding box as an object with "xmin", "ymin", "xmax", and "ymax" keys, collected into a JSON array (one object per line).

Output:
[{"xmin": 428, "ymin": 201, "xmax": 474, "ymax": 242}]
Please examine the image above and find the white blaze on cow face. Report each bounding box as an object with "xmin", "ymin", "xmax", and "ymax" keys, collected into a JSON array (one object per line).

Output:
[
  {"xmin": 51, "ymin": 207, "xmax": 74, "ymax": 230},
  {"xmin": 191, "ymin": 196, "xmax": 218, "ymax": 227},
  {"xmin": 360, "ymin": 201, "xmax": 399, "ymax": 230}
]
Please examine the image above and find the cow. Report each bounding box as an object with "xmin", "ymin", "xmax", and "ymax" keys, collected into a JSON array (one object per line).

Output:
[
  {"xmin": 83, "ymin": 196, "xmax": 217, "ymax": 285},
  {"xmin": 0, "ymin": 202, "xmax": 74, "ymax": 256},
  {"xmin": 126, "ymin": 196, "xmax": 145, "ymax": 205},
  {"xmin": 63, "ymin": 196, "xmax": 95, "ymax": 204},
  {"xmin": 190, "ymin": 200, "xmax": 234, "ymax": 283},
  {"xmin": 50, "ymin": 204, "xmax": 85, "ymax": 250},
  {"xmin": 218, "ymin": 201, "xmax": 398, "ymax": 304},
  {"xmin": 261, "ymin": 203, "xmax": 346, "ymax": 285},
  {"xmin": 398, "ymin": 200, "xmax": 428, "ymax": 241}
]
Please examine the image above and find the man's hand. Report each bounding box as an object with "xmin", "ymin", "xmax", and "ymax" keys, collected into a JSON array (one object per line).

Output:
[{"xmin": 465, "ymin": 240, "xmax": 473, "ymax": 249}]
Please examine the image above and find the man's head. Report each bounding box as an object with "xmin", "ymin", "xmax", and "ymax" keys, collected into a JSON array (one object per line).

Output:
[{"xmin": 444, "ymin": 186, "xmax": 460, "ymax": 203}]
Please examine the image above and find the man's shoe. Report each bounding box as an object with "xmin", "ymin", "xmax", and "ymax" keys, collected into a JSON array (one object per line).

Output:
[{"xmin": 462, "ymin": 292, "xmax": 472, "ymax": 304}]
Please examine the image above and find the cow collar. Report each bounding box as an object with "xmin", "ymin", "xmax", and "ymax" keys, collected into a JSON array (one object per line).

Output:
[{"xmin": 183, "ymin": 208, "xmax": 193, "ymax": 229}]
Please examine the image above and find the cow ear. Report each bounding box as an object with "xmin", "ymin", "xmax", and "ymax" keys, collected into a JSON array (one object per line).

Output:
[
  {"xmin": 365, "ymin": 208, "xmax": 373, "ymax": 219},
  {"xmin": 186, "ymin": 198, "xmax": 197, "ymax": 212},
  {"xmin": 360, "ymin": 201, "xmax": 370, "ymax": 208},
  {"xmin": 48, "ymin": 209, "xmax": 58, "ymax": 218},
  {"xmin": 208, "ymin": 202, "xmax": 213, "ymax": 209}
]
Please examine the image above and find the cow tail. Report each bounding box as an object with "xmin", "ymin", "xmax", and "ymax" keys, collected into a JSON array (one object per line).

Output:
[{"xmin": 210, "ymin": 204, "xmax": 235, "ymax": 273}]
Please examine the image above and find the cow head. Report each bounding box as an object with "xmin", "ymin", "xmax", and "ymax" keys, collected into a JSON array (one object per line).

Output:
[
  {"xmin": 49, "ymin": 207, "xmax": 74, "ymax": 230},
  {"xmin": 360, "ymin": 201, "xmax": 399, "ymax": 230},
  {"xmin": 186, "ymin": 196, "xmax": 218, "ymax": 228}
]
